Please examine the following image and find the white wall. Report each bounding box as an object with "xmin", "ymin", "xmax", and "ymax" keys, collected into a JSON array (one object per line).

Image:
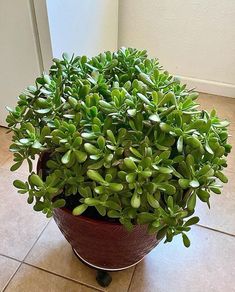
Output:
[
  {"xmin": 118, "ymin": 0, "xmax": 235, "ymax": 97},
  {"xmin": 46, "ymin": 0, "xmax": 118, "ymax": 58},
  {"xmin": 0, "ymin": 0, "xmax": 118, "ymax": 126},
  {"xmin": 0, "ymin": 0, "xmax": 42, "ymax": 126}
]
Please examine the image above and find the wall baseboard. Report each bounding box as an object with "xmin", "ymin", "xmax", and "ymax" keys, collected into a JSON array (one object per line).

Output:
[{"xmin": 177, "ymin": 75, "xmax": 235, "ymax": 98}]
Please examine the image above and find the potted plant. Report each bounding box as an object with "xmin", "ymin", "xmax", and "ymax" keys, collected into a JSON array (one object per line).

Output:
[{"xmin": 6, "ymin": 48, "xmax": 231, "ymax": 285}]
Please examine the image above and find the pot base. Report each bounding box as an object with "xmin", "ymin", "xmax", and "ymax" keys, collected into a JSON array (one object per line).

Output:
[
  {"xmin": 72, "ymin": 248, "xmax": 145, "ymax": 272},
  {"xmin": 73, "ymin": 248, "xmax": 112, "ymax": 287}
]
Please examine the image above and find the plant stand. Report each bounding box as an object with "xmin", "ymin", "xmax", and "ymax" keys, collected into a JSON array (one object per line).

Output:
[{"xmin": 72, "ymin": 248, "xmax": 112, "ymax": 287}]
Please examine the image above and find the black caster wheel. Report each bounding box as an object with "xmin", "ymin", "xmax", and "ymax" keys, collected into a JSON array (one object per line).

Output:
[
  {"xmin": 96, "ymin": 270, "xmax": 112, "ymax": 287},
  {"xmin": 72, "ymin": 248, "xmax": 112, "ymax": 287}
]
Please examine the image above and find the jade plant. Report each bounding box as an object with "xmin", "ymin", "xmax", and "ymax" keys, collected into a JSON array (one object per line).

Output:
[{"xmin": 6, "ymin": 48, "xmax": 231, "ymax": 247}]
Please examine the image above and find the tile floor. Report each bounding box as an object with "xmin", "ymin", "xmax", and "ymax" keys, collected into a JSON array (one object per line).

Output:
[{"xmin": 0, "ymin": 93, "xmax": 235, "ymax": 292}]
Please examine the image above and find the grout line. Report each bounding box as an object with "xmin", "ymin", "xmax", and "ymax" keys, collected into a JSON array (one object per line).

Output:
[
  {"xmin": 22, "ymin": 219, "xmax": 52, "ymax": 263},
  {"xmin": 2, "ymin": 262, "xmax": 22, "ymax": 292},
  {"xmin": 196, "ymin": 224, "xmax": 235, "ymax": 238},
  {"xmin": 23, "ymin": 262, "xmax": 103, "ymax": 292},
  {"xmin": 2, "ymin": 261, "xmax": 22, "ymax": 291},
  {"xmin": 127, "ymin": 265, "xmax": 137, "ymax": 292},
  {"xmin": 0, "ymin": 253, "xmax": 22, "ymax": 263},
  {"xmin": 2, "ymin": 219, "xmax": 51, "ymax": 292}
]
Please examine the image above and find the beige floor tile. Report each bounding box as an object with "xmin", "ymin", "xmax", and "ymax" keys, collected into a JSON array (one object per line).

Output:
[
  {"xmin": 0, "ymin": 255, "xmax": 20, "ymax": 291},
  {"xmin": 2, "ymin": 154, "xmax": 38, "ymax": 174},
  {"xmin": 196, "ymin": 170, "xmax": 235, "ymax": 235},
  {"xmin": 0, "ymin": 168, "xmax": 48, "ymax": 260},
  {"xmin": 5, "ymin": 264, "xmax": 97, "ymax": 292},
  {"xmin": 129, "ymin": 226, "xmax": 235, "ymax": 292},
  {"xmin": 0, "ymin": 127, "xmax": 12, "ymax": 165},
  {"xmin": 25, "ymin": 220, "xmax": 134, "ymax": 292},
  {"xmin": 194, "ymin": 127, "xmax": 234, "ymax": 235},
  {"xmin": 0, "ymin": 126, "xmax": 38, "ymax": 173}
]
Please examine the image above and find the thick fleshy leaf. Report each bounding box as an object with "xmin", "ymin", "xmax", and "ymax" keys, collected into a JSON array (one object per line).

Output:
[
  {"xmin": 73, "ymin": 204, "xmax": 88, "ymax": 215},
  {"xmin": 87, "ymin": 170, "xmax": 105, "ymax": 183},
  {"xmin": 124, "ymin": 158, "xmax": 137, "ymax": 170},
  {"xmin": 61, "ymin": 150, "xmax": 71, "ymax": 164}
]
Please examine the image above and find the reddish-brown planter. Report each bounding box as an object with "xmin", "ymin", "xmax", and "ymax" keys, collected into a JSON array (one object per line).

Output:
[
  {"xmin": 53, "ymin": 207, "xmax": 160, "ymax": 270},
  {"xmin": 37, "ymin": 153, "xmax": 160, "ymax": 270}
]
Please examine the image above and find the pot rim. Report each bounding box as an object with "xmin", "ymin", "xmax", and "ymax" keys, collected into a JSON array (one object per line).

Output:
[{"xmin": 57, "ymin": 207, "xmax": 125, "ymax": 227}]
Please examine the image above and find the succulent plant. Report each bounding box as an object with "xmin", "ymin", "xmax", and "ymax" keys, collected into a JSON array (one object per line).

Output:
[{"xmin": 7, "ymin": 48, "xmax": 231, "ymax": 247}]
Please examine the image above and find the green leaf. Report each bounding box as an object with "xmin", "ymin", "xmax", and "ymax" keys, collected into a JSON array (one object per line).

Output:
[
  {"xmin": 187, "ymin": 192, "xmax": 196, "ymax": 211},
  {"xmin": 10, "ymin": 161, "xmax": 23, "ymax": 171},
  {"xmin": 179, "ymin": 179, "xmax": 190, "ymax": 189},
  {"xmin": 62, "ymin": 52, "xmax": 70, "ymax": 61},
  {"xmin": 53, "ymin": 199, "xmax": 66, "ymax": 208},
  {"xmin": 35, "ymin": 108, "xmax": 51, "ymax": 114},
  {"xmin": 158, "ymin": 167, "xmax": 173, "ymax": 174},
  {"xmin": 88, "ymin": 159, "xmax": 104, "ymax": 170},
  {"xmin": 147, "ymin": 193, "xmax": 159, "ymax": 208},
  {"xmin": 104, "ymin": 200, "xmax": 121, "ymax": 210},
  {"xmin": 81, "ymin": 132, "xmax": 97, "ymax": 140},
  {"xmin": 137, "ymin": 212, "xmax": 156, "ymax": 224},
  {"xmin": 189, "ymin": 180, "xmax": 200, "ymax": 188},
  {"xmin": 97, "ymin": 136, "xmax": 105, "ymax": 150},
  {"xmin": 215, "ymin": 171, "xmax": 228, "ymax": 183},
  {"xmin": 107, "ymin": 210, "xmax": 120, "ymax": 218},
  {"xmin": 87, "ymin": 170, "xmax": 105, "ymax": 183},
  {"xmin": 124, "ymin": 158, "xmax": 137, "ymax": 170},
  {"xmin": 149, "ymin": 114, "xmax": 160, "ymax": 123},
  {"xmin": 61, "ymin": 150, "xmax": 71, "ymax": 164},
  {"xmin": 126, "ymin": 173, "xmax": 137, "ymax": 183},
  {"xmin": 186, "ymin": 136, "xmax": 202, "ymax": 148},
  {"xmin": 184, "ymin": 216, "xmax": 200, "ymax": 227},
  {"xmin": 138, "ymin": 72, "xmax": 155, "ymax": 87},
  {"xmin": 197, "ymin": 189, "xmax": 210, "ymax": 202},
  {"xmin": 13, "ymin": 180, "xmax": 26, "ymax": 189},
  {"xmin": 129, "ymin": 147, "xmax": 142, "ymax": 158},
  {"xmin": 94, "ymin": 186, "xmax": 106, "ymax": 194},
  {"xmin": 25, "ymin": 122, "xmax": 35, "ymax": 133},
  {"xmin": 84, "ymin": 143, "xmax": 100, "ymax": 155},
  {"xmin": 127, "ymin": 109, "xmax": 137, "ymax": 117},
  {"xmin": 33, "ymin": 201, "xmax": 45, "ymax": 211},
  {"xmin": 107, "ymin": 130, "xmax": 116, "ymax": 144},
  {"xmin": 131, "ymin": 193, "xmax": 141, "ymax": 208},
  {"xmin": 19, "ymin": 138, "xmax": 31, "ymax": 144},
  {"xmin": 32, "ymin": 140, "xmax": 42, "ymax": 149},
  {"xmin": 156, "ymin": 226, "xmax": 168, "ymax": 240},
  {"xmin": 30, "ymin": 174, "xmax": 44, "ymax": 187},
  {"xmin": 158, "ymin": 183, "xmax": 176, "ymax": 195},
  {"xmin": 84, "ymin": 198, "xmax": 101, "ymax": 206},
  {"xmin": 158, "ymin": 91, "xmax": 175, "ymax": 107},
  {"xmin": 210, "ymin": 187, "xmax": 221, "ymax": 194},
  {"xmin": 205, "ymin": 140, "xmax": 214, "ymax": 154},
  {"xmin": 177, "ymin": 136, "xmax": 183, "ymax": 153},
  {"xmin": 74, "ymin": 150, "xmax": 87, "ymax": 163},
  {"xmin": 137, "ymin": 93, "xmax": 152, "ymax": 105},
  {"xmin": 167, "ymin": 196, "xmax": 174, "ymax": 209},
  {"xmin": 197, "ymin": 165, "xmax": 211, "ymax": 177},
  {"xmin": 73, "ymin": 204, "xmax": 88, "ymax": 215},
  {"xmin": 214, "ymin": 120, "xmax": 230, "ymax": 128},
  {"xmin": 182, "ymin": 233, "xmax": 190, "ymax": 247},
  {"xmin": 140, "ymin": 170, "xmax": 152, "ymax": 178},
  {"xmin": 95, "ymin": 205, "xmax": 106, "ymax": 216},
  {"xmin": 108, "ymin": 183, "xmax": 123, "ymax": 192},
  {"xmin": 43, "ymin": 74, "xmax": 51, "ymax": 84}
]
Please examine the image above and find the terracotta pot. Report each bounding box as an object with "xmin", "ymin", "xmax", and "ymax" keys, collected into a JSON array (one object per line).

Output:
[{"xmin": 37, "ymin": 153, "xmax": 160, "ymax": 270}]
